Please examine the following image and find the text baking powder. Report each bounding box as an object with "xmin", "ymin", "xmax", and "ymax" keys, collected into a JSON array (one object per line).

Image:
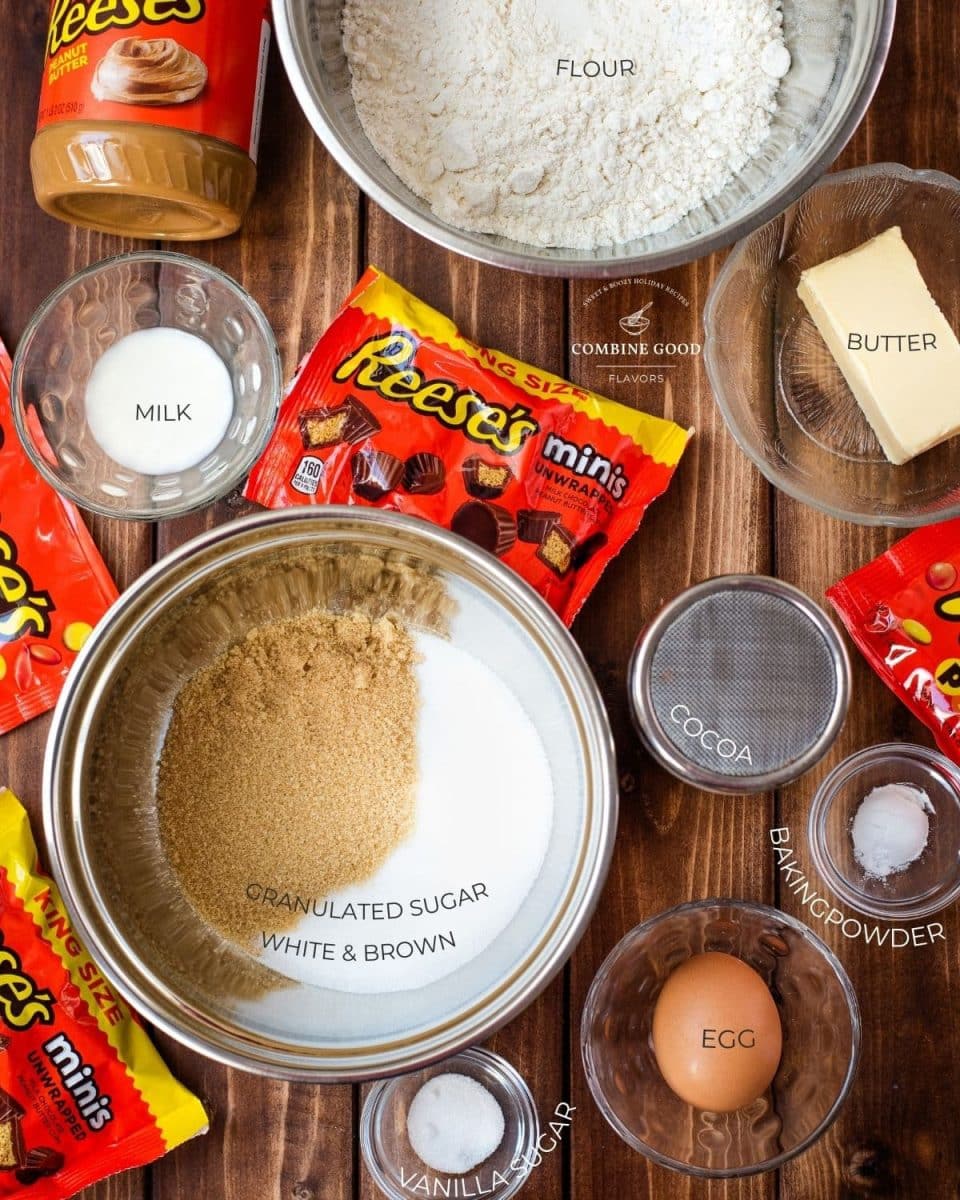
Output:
[{"xmin": 342, "ymin": 0, "xmax": 790, "ymax": 249}]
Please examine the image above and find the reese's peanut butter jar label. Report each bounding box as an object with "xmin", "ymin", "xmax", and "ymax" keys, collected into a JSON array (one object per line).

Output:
[{"xmin": 37, "ymin": 0, "xmax": 270, "ymax": 160}]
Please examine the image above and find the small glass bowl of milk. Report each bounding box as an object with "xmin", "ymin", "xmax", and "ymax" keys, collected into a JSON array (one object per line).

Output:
[{"xmin": 11, "ymin": 251, "xmax": 281, "ymax": 520}]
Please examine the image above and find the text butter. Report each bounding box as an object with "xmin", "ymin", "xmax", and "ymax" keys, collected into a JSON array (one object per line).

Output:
[{"xmin": 797, "ymin": 226, "xmax": 960, "ymax": 466}]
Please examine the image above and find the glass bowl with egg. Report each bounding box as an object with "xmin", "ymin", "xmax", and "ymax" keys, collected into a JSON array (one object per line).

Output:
[
  {"xmin": 11, "ymin": 250, "xmax": 281, "ymax": 521},
  {"xmin": 360, "ymin": 1048, "xmax": 540, "ymax": 1200},
  {"xmin": 808, "ymin": 742, "xmax": 960, "ymax": 921},
  {"xmin": 704, "ymin": 163, "xmax": 960, "ymax": 525},
  {"xmin": 581, "ymin": 899, "xmax": 860, "ymax": 1178}
]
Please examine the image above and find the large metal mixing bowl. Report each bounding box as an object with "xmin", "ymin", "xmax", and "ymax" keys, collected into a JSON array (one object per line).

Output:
[
  {"xmin": 273, "ymin": 0, "xmax": 896, "ymax": 276},
  {"xmin": 43, "ymin": 509, "xmax": 617, "ymax": 1081}
]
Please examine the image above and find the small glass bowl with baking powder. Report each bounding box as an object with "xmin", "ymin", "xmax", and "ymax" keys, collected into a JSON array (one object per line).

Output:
[
  {"xmin": 11, "ymin": 250, "xmax": 281, "ymax": 521},
  {"xmin": 360, "ymin": 1047, "xmax": 540, "ymax": 1200},
  {"xmin": 808, "ymin": 743, "xmax": 960, "ymax": 921},
  {"xmin": 581, "ymin": 900, "xmax": 860, "ymax": 1178}
]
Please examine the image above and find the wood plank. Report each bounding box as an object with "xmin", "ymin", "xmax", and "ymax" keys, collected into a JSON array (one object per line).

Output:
[
  {"xmin": 776, "ymin": 4, "xmax": 960, "ymax": 1196},
  {"xmin": 149, "ymin": 45, "xmax": 362, "ymax": 1200},
  {"xmin": 357, "ymin": 201, "xmax": 568, "ymax": 1200},
  {"xmin": 566, "ymin": 259, "xmax": 776, "ymax": 1200}
]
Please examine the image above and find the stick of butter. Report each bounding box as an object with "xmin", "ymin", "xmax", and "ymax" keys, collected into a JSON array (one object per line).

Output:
[{"xmin": 797, "ymin": 226, "xmax": 960, "ymax": 465}]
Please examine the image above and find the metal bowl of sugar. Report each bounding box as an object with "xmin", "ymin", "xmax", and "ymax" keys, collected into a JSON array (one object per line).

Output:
[
  {"xmin": 43, "ymin": 508, "xmax": 617, "ymax": 1080},
  {"xmin": 11, "ymin": 251, "xmax": 282, "ymax": 521},
  {"xmin": 273, "ymin": 0, "xmax": 896, "ymax": 275}
]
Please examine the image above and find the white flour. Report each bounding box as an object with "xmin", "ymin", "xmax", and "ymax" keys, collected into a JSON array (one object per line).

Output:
[{"xmin": 342, "ymin": 0, "xmax": 789, "ymax": 249}]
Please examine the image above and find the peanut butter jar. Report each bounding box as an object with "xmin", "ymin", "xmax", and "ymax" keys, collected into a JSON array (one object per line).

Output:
[{"xmin": 32, "ymin": 1, "xmax": 270, "ymax": 241}]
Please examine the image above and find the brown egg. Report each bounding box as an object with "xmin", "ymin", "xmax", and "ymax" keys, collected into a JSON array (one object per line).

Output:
[{"xmin": 651, "ymin": 952, "xmax": 783, "ymax": 1112}]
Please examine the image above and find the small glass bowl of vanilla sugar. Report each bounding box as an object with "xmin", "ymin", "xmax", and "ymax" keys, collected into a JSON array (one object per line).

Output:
[{"xmin": 361, "ymin": 1048, "xmax": 540, "ymax": 1200}]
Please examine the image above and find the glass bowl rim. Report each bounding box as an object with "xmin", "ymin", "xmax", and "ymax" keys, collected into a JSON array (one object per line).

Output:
[
  {"xmin": 703, "ymin": 161, "xmax": 960, "ymax": 527},
  {"xmin": 807, "ymin": 741, "xmax": 960, "ymax": 920},
  {"xmin": 580, "ymin": 897, "xmax": 862, "ymax": 1179},
  {"xmin": 359, "ymin": 1046, "xmax": 541, "ymax": 1200},
  {"xmin": 9, "ymin": 248, "xmax": 282, "ymax": 522}
]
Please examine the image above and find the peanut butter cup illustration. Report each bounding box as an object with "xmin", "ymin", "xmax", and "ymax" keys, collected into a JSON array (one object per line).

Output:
[{"xmin": 91, "ymin": 38, "xmax": 207, "ymax": 106}]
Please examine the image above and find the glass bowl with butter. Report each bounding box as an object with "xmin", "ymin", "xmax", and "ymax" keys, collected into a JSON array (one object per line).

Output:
[
  {"xmin": 704, "ymin": 163, "xmax": 960, "ymax": 525},
  {"xmin": 11, "ymin": 251, "xmax": 281, "ymax": 521}
]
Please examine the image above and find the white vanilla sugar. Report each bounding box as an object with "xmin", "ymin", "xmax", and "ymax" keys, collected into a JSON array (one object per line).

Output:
[
  {"xmin": 342, "ymin": 0, "xmax": 789, "ymax": 249},
  {"xmin": 257, "ymin": 632, "xmax": 555, "ymax": 994},
  {"xmin": 851, "ymin": 784, "xmax": 933, "ymax": 880},
  {"xmin": 85, "ymin": 327, "xmax": 234, "ymax": 475},
  {"xmin": 407, "ymin": 1073, "xmax": 506, "ymax": 1175}
]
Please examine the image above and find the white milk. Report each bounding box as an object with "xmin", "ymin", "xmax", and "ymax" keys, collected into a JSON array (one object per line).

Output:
[{"xmin": 85, "ymin": 327, "xmax": 234, "ymax": 475}]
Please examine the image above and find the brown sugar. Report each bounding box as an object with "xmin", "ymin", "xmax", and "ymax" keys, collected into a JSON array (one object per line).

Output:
[{"xmin": 157, "ymin": 608, "xmax": 421, "ymax": 946}]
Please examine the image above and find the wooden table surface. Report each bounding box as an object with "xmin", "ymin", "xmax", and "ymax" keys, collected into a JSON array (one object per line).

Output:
[{"xmin": 2, "ymin": 2, "xmax": 958, "ymax": 1197}]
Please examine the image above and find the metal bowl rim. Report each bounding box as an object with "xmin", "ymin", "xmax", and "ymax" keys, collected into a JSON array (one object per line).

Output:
[
  {"xmin": 271, "ymin": 0, "xmax": 897, "ymax": 277},
  {"xmin": 43, "ymin": 507, "xmax": 618, "ymax": 1080}
]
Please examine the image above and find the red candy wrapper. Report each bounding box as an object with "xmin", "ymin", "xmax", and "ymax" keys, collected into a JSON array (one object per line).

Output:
[
  {"xmin": 245, "ymin": 268, "xmax": 692, "ymax": 624},
  {"xmin": 0, "ymin": 788, "xmax": 207, "ymax": 1199},
  {"xmin": 0, "ymin": 342, "xmax": 117, "ymax": 735},
  {"xmin": 828, "ymin": 519, "xmax": 960, "ymax": 761}
]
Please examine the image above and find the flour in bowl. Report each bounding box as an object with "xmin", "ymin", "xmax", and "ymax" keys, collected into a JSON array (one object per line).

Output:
[{"xmin": 342, "ymin": 0, "xmax": 790, "ymax": 249}]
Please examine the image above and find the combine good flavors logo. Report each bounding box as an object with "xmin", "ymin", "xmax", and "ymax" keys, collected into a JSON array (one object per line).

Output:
[
  {"xmin": 573, "ymin": 278, "xmax": 703, "ymax": 389},
  {"xmin": 620, "ymin": 303, "xmax": 652, "ymax": 336}
]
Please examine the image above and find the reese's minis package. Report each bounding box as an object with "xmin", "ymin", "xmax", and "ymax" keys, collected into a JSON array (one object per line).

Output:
[
  {"xmin": 0, "ymin": 342, "xmax": 117, "ymax": 735},
  {"xmin": 828, "ymin": 520, "xmax": 960, "ymax": 763},
  {"xmin": 245, "ymin": 268, "xmax": 692, "ymax": 624},
  {"xmin": 0, "ymin": 788, "xmax": 207, "ymax": 1199}
]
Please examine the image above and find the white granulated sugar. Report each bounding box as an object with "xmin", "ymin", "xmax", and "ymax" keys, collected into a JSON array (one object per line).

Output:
[{"xmin": 342, "ymin": 0, "xmax": 789, "ymax": 249}]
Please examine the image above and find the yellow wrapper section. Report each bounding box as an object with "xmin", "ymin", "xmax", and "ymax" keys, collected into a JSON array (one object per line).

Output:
[{"xmin": 0, "ymin": 787, "xmax": 208, "ymax": 1153}]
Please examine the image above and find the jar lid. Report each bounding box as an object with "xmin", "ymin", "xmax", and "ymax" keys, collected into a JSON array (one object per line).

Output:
[{"xmin": 628, "ymin": 576, "xmax": 851, "ymax": 794}]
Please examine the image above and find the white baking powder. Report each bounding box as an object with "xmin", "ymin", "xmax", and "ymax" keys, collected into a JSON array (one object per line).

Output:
[
  {"xmin": 342, "ymin": 0, "xmax": 789, "ymax": 248},
  {"xmin": 852, "ymin": 784, "xmax": 933, "ymax": 881}
]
